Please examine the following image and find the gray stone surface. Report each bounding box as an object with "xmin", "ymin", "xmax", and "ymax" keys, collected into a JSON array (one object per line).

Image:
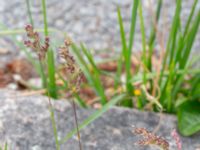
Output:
[
  {"xmin": 0, "ymin": 89, "xmax": 199, "ymax": 150},
  {"xmin": 0, "ymin": 0, "xmax": 200, "ymax": 64}
]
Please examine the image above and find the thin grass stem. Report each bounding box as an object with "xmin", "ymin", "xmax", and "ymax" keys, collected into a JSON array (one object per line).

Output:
[
  {"xmin": 47, "ymin": 93, "xmax": 60, "ymax": 150},
  {"xmin": 72, "ymin": 100, "xmax": 82, "ymax": 150},
  {"xmin": 41, "ymin": 0, "xmax": 48, "ymax": 36},
  {"xmin": 25, "ymin": 0, "xmax": 34, "ymax": 26}
]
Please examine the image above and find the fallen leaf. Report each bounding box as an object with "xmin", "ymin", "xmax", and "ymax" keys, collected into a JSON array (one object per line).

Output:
[
  {"xmin": 97, "ymin": 61, "xmax": 117, "ymax": 72},
  {"xmin": 6, "ymin": 59, "xmax": 36, "ymax": 80}
]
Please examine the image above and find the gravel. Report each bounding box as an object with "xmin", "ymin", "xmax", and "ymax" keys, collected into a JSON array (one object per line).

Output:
[{"xmin": 0, "ymin": 0, "xmax": 199, "ymax": 58}]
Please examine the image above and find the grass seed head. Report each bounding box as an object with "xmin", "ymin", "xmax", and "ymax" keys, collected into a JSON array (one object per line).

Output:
[
  {"xmin": 134, "ymin": 127, "xmax": 169, "ymax": 150},
  {"xmin": 24, "ymin": 24, "xmax": 49, "ymax": 61},
  {"xmin": 59, "ymin": 37, "xmax": 84, "ymax": 97}
]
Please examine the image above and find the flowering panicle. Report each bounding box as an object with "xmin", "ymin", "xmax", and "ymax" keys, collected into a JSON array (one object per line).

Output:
[
  {"xmin": 134, "ymin": 127, "xmax": 169, "ymax": 150},
  {"xmin": 59, "ymin": 37, "xmax": 84, "ymax": 96},
  {"xmin": 24, "ymin": 24, "xmax": 49, "ymax": 61}
]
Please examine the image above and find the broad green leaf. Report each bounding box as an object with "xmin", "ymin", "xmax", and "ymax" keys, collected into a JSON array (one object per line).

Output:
[{"xmin": 178, "ymin": 101, "xmax": 200, "ymax": 136}]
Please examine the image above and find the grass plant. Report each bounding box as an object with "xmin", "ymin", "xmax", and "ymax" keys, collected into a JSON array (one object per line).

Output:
[{"xmin": 2, "ymin": 0, "xmax": 199, "ymax": 147}]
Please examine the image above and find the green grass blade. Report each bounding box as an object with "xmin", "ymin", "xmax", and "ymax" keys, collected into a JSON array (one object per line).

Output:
[
  {"xmin": 25, "ymin": 0, "xmax": 34, "ymax": 26},
  {"xmin": 148, "ymin": 0, "xmax": 162, "ymax": 46},
  {"xmin": 117, "ymin": 7, "xmax": 128, "ymax": 64},
  {"xmin": 172, "ymin": 4, "xmax": 200, "ymax": 99},
  {"xmin": 39, "ymin": 60, "xmax": 48, "ymax": 89},
  {"xmin": 72, "ymin": 44, "xmax": 107, "ymax": 105},
  {"xmin": 180, "ymin": 9, "xmax": 200, "ymax": 69},
  {"xmin": 138, "ymin": 1, "xmax": 147, "ymax": 84},
  {"xmin": 80, "ymin": 44, "xmax": 107, "ymax": 105},
  {"xmin": 168, "ymin": 0, "xmax": 182, "ymax": 64},
  {"xmin": 190, "ymin": 73, "xmax": 200, "ymax": 100},
  {"xmin": 4, "ymin": 143, "xmax": 7, "ymax": 150},
  {"xmin": 0, "ymin": 28, "xmax": 56, "ymax": 36},
  {"xmin": 48, "ymin": 98, "xmax": 60, "ymax": 150},
  {"xmin": 117, "ymin": 6, "xmax": 135, "ymax": 107},
  {"xmin": 174, "ymin": 32, "xmax": 184, "ymax": 65},
  {"xmin": 183, "ymin": 0, "xmax": 198, "ymax": 37},
  {"xmin": 74, "ymin": 94, "xmax": 88, "ymax": 108},
  {"xmin": 41, "ymin": 0, "xmax": 48, "ymax": 36},
  {"xmin": 147, "ymin": 0, "xmax": 162, "ymax": 70},
  {"xmin": 127, "ymin": 0, "xmax": 139, "ymax": 92},
  {"xmin": 128, "ymin": 0, "xmax": 139, "ymax": 51},
  {"xmin": 191, "ymin": 73, "xmax": 200, "ymax": 95},
  {"xmin": 71, "ymin": 44, "xmax": 92, "ymax": 81},
  {"xmin": 130, "ymin": 68, "xmax": 200, "ymax": 83},
  {"xmin": 41, "ymin": 0, "xmax": 50, "ymax": 90},
  {"xmin": 114, "ymin": 54, "xmax": 123, "ymax": 89},
  {"xmin": 173, "ymin": 8, "xmax": 200, "ymax": 97},
  {"xmin": 167, "ymin": 63, "xmax": 175, "ymax": 111},
  {"xmin": 80, "ymin": 43, "xmax": 100, "ymax": 74},
  {"xmin": 47, "ymin": 49, "xmax": 57, "ymax": 98},
  {"xmin": 159, "ymin": 0, "xmax": 182, "ymax": 84},
  {"xmin": 60, "ymin": 94, "xmax": 127, "ymax": 144}
]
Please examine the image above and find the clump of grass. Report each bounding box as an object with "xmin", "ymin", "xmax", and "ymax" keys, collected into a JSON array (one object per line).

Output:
[
  {"xmin": 115, "ymin": 0, "xmax": 200, "ymax": 136},
  {"xmin": 23, "ymin": 0, "xmax": 121, "ymax": 148},
  {"xmin": 21, "ymin": 0, "xmax": 200, "ymax": 145},
  {"xmin": 117, "ymin": 0, "xmax": 139, "ymax": 107},
  {"xmin": 24, "ymin": 24, "xmax": 85, "ymax": 149}
]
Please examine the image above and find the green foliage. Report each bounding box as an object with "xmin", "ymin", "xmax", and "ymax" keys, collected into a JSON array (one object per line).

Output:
[
  {"xmin": 159, "ymin": 0, "xmax": 200, "ymax": 112},
  {"xmin": 178, "ymin": 101, "xmax": 200, "ymax": 136},
  {"xmin": 117, "ymin": 0, "xmax": 139, "ymax": 107},
  {"xmin": 41, "ymin": 0, "xmax": 58, "ymax": 99},
  {"xmin": 19, "ymin": 0, "xmax": 200, "ymax": 140},
  {"xmin": 117, "ymin": 0, "xmax": 199, "ymax": 136},
  {"xmin": 71, "ymin": 44, "xmax": 107, "ymax": 105},
  {"xmin": 147, "ymin": 0, "xmax": 162, "ymax": 72},
  {"xmin": 47, "ymin": 49, "xmax": 57, "ymax": 98}
]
